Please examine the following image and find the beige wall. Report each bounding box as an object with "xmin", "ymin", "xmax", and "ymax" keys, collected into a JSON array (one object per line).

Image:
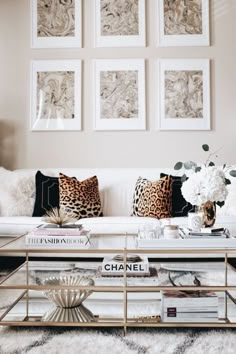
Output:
[{"xmin": 0, "ymin": 0, "xmax": 235, "ymax": 170}]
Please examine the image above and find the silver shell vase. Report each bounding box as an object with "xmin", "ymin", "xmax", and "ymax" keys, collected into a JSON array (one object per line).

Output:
[{"xmin": 42, "ymin": 275, "xmax": 96, "ymax": 323}]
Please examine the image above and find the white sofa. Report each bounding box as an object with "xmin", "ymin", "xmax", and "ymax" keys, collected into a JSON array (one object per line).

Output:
[{"xmin": 1, "ymin": 168, "xmax": 236, "ymax": 249}]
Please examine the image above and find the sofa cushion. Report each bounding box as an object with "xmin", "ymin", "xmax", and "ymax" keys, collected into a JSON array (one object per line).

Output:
[
  {"xmin": 160, "ymin": 173, "xmax": 195, "ymax": 217},
  {"xmin": 32, "ymin": 171, "xmax": 60, "ymax": 217},
  {"xmin": 80, "ymin": 216, "xmax": 161, "ymax": 234},
  {"xmin": 0, "ymin": 167, "xmax": 35, "ymax": 217},
  {"xmin": 59, "ymin": 173, "xmax": 103, "ymax": 219},
  {"xmin": 0, "ymin": 216, "xmax": 42, "ymax": 236},
  {"xmin": 132, "ymin": 176, "xmax": 172, "ymax": 219}
]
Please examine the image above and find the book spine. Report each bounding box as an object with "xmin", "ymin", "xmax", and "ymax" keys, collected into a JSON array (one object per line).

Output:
[
  {"xmin": 25, "ymin": 235, "xmax": 90, "ymax": 247},
  {"xmin": 162, "ymin": 299, "xmax": 218, "ymax": 307},
  {"xmin": 164, "ymin": 306, "xmax": 218, "ymax": 312},
  {"xmin": 28, "ymin": 230, "xmax": 87, "ymax": 236}
]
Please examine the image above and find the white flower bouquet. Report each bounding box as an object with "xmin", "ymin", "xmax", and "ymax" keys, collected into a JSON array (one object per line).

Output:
[
  {"xmin": 181, "ymin": 166, "xmax": 228, "ymax": 206},
  {"xmin": 174, "ymin": 144, "xmax": 236, "ymax": 209}
]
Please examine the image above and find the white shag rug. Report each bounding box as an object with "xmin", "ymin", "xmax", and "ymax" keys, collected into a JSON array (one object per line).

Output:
[{"xmin": 1, "ymin": 327, "xmax": 236, "ymax": 354}]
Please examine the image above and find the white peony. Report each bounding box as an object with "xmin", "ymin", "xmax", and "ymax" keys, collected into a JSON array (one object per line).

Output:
[{"xmin": 181, "ymin": 166, "xmax": 228, "ymax": 206}]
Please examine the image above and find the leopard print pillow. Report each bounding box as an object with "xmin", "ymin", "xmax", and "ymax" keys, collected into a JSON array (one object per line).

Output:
[
  {"xmin": 59, "ymin": 173, "xmax": 103, "ymax": 219},
  {"xmin": 132, "ymin": 176, "xmax": 172, "ymax": 219}
]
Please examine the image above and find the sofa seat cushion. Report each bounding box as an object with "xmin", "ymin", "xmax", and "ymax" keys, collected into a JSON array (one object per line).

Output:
[
  {"xmin": 80, "ymin": 216, "xmax": 161, "ymax": 234},
  {"xmin": 0, "ymin": 217, "xmax": 43, "ymax": 236}
]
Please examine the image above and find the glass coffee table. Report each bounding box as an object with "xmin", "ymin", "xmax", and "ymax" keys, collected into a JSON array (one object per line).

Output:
[{"xmin": 1, "ymin": 230, "xmax": 236, "ymax": 334}]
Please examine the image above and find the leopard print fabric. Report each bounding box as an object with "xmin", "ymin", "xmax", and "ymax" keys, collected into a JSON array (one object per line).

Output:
[
  {"xmin": 59, "ymin": 173, "xmax": 103, "ymax": 219},
  {"xmin": 132, "ymin": 176, "xmax": 172, "ymax": 219}
]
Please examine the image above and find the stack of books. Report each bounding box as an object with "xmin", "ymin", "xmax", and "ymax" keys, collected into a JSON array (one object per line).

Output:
[
  {"xmin": 25, "ymin": 225, "xmax": 90, "ymax": 248},
  {"xmin": 161, "ymin": 291, "xmax": 219, "ymax": 323}
]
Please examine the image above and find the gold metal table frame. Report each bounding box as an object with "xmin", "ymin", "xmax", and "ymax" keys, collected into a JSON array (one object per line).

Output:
[{"xmin": 1, "ymin": 233, "xmax": 236, "ymax": 334}]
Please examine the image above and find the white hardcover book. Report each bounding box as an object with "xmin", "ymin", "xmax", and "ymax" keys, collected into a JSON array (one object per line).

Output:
[
  {"xmin": 101, "ymin": 255, "xmax": 149, "ymax": 276},
  {"xmin": 164, "ymin": 306, "xmax": 218, "ymax": 312},
  {"xmin": 95, "ymin": 276, "xmax": 159, "ymax": 286},
  {"xmin": 161, "ymin": 292, "xmax": 218, "ymax": 308},
  {"xmin": 25, "ymin": 234, "xmax": 90, "ymax": 248}
]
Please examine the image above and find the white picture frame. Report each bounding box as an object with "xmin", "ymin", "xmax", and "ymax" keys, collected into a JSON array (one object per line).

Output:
[
  {"xmin": 30, "ymin": 60, "xmax": 82, "ymax": 131},
  {"xmin": 95, "ymin": 0, "xmax": 146, "ymax": 47},
  {"xmin": 158, "ymin": 0, "xmax": 209, "ymax": 47},
  {"xmin": 94, "ymin": 59, "xmax": 146, "ymax": 131},
  {"xmin": 158, "ymin": 59, "xmax": 210, "ymax": 131},
  {"xmin": 31, "ymin": 0, "xmax": 82, "ymax": 48}
]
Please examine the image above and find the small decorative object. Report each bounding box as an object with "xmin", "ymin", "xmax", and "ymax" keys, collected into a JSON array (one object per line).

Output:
[
  {"xmin": 158, "ymin": 0, "xmax": 210, "ymax": 47},
  {"xmin": 95, "ymin": 0, "xmax": 146, "ymax": 47},
  {"xmin": 163, "ymin": 225, "xmax": 179, "ymax": 239},
  {"xmin": 94, "ymin": 59, "xmax": 146, "ymax": 130},
  {"xmin": 187, "ymin": 211, "xmax": 202, "ymax": 232},
  {"xmin": 138, "ymin": 224, "xmax": 161, "ymax": 240},
  {"xmin": 158, "ymin": 59, "xmax": 210, "ymax": 131},
  {"xmin": 42, "ymin": 208, "xmax": 78, "ymax": 228},
  {"xmin": 201, "ymin": 201, "xmax": 216, "ymax": 228},
  {"xmin": 42, "ymin": 275, "xmax": 95, "ymax": 322},
  {"xmin": 31, "ymin": 0, "xmax": 82, "ymax": 48},
  {"xmin": 174, "ymin": 144, "xmax": 236, "ymax": 227},
  {"xmin": 31, "ymin": 60, "xmax": 81, "ymax": 131}
]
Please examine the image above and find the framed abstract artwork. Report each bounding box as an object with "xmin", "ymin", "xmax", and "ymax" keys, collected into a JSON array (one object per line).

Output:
[
  {"xmin": 158, "ymin": 0, "xmax": 209, "ymax": 46},
  {"xmin": 30, "ymin": 60, "xmax": 81, "ymax": 131},
  {"xmin": 95, "ymin": 0, "xmax": 146, "ymax": 47},
  {"xmin": 31, "ymin": 0, "xmax": 82, "ymax": 48},
  {"xmin": 158, "ymin": 59, "xmax": 210, "ymax": 131},
  {"xmin": 94, "ymin": 59, "xmax": 146, "ymax": 130}
]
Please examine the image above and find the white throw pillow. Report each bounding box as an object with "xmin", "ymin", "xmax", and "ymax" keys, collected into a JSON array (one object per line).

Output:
[{"xmin": 0, "ymin": 167, "xmax": 35, "ymax": 216}]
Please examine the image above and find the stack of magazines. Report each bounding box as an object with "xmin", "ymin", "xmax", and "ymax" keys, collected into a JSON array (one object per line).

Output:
[
  {"xmin": 25, "ymin": 225, "xmax": 90, "ymax": 248},
  {"xmin": 161, "ymin": 290, "xmax": 218, "ymax": 322}
]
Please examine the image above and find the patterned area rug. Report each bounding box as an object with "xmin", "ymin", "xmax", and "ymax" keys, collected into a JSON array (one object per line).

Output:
[
  {"xmin": 1, "ymin": 327, "xmax": 236, "ymax": 354},
  {"xmin": 1, "ymin": 264, "xmax": 236, "ymax": 354}
]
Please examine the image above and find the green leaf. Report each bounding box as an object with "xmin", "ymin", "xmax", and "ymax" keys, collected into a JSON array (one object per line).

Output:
[
  {"xmin": 202, "ymin": 144, "xmax": 209, "ymax": 152},
  {"xmin": 225, "ymin": 178, "xmax": 231, "ymax": 185},
  {"xmin": 184, "ymin": 161, "xmax": 197, "ymax": 170},
  {"xmin": 195, "ymin": 166, "xmax": 201, "ymax": 172},
  {"xmin": 208, "ymin": 161, "xmax": 215, "ymax": 167},
  {"xmin": 216, "ymin": 201, "xmax": 225, "ymax": 208},
  {"xmin": 230, "ymin": 170, "xmax": 236, "ymax": 177},
  {"xmin": 181, "ymin": 174, "xmax": 187, "ymax": 183},
  {"xmin": 174, "ymin": 162, "xmax": 183, "ymax": 170}
]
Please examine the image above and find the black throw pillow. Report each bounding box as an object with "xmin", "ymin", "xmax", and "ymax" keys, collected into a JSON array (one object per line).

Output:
[
  {"xmin": 32, "ymin": 171, "xmax": 59, "ymax": 217},
  {"xmin": 160, "ymin": 173, "xmax": 195, "ymax": 217}
]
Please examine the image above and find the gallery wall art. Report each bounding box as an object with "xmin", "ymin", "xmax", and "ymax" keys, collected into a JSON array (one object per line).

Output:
[
  {"xmin": 95, "ymin": 0, "xmax": 146, "ymax": 47},
  {"xmin": 158, "ymin": 59, "xmax": 210, "ymax": 130},
  {"xmin": 94, "ymin": 59, "xmax": 146, "ymax": 130},
  {"xmin": 30, "ymin": 60, "xmax": 81, "ymax": 131},
  {"xmin": 31, "ymin": 0, "xmax": 82, "ymax": 48},
  {"xmin": 158, "ymin": 0, "xmax": 209, "ymax": 46}
]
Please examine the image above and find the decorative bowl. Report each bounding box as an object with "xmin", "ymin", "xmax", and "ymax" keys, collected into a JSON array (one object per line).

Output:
[{"xmin": 42, "ymin": 275, "xmax": 94, "ymax": 308}]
